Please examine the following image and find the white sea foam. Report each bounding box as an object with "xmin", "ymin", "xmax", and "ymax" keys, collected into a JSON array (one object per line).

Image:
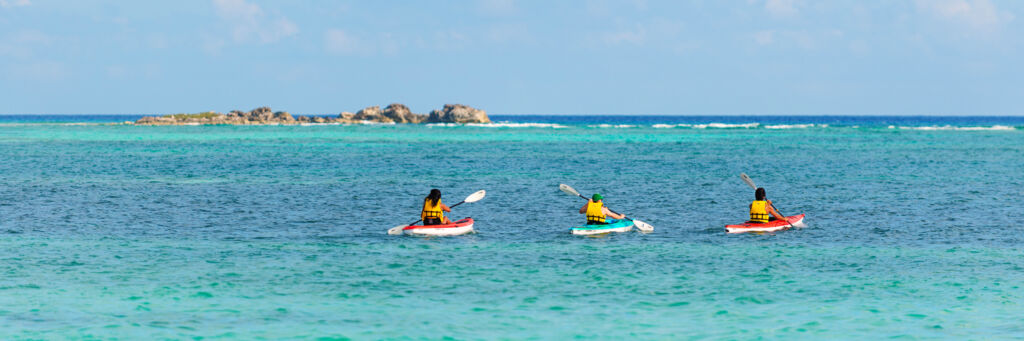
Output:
[
  {"xmin": 426, "ymin": 122, "xmax": 569, "ymax": 128},
  {"xmin": 588, "ymin": 124, "xmax": 637, "ymax": 128},
  {"xmin": 0, "ymin": 122, "xmax": 107, "ymax": 127},
  {"xmin": 894, "ymin": 125, "xmax": 1017, "ymax": 131},
  {"xmin": 299, "ymin": 123, "xmax": 351, "ymax": 126},
  {"xmin": 467, "ymin": 122, "xmax": 569, "ymax": 128},
  {"xmin": 650, "ymin": 123, "xmax": 760, "ymax": 129},
  {"xmin": 765, "ymin": 124, "xmax": 816, "ymax": 129},
  {"xmin": 705, "ymin": 123, "xmax": 759, "ymax": 129},
  {"xmin": 358, "ymin": 120, "xmax": 396, "ymax": 125}
]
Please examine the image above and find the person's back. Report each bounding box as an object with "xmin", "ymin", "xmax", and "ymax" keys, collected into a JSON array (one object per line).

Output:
[
  {"xmin": 749, "ymin": 199, "xmax": 770, "ymax": 223},
  {"xmin": 421, "ymin": 189, "xmax": 451, "ymax": 225},
  {"xmin": 579, "ymin": 193, "xmax": 625, "ymax": 224},
  {"xmin": 585, "ymin": 199, "xmax": 607, "ymax": 225},
  {"xmin": 749, "ymin": 187, "xmax": 785, "ymax": 223}
]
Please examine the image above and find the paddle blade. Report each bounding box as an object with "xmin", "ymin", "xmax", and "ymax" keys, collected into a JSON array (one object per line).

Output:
[
  {"xmin": 463, "ymin": 190, "xmax": 486, "ymax": 203},
  {"xmin": 559, "ymin": 184, "xmax": 581, "ymax": 197},
  {"xmin": 387, "ymin": 225, "xmax": 407, "ymax": 235},
  {"xmin": 740, "ymin": 173, "xmax": 757, "ymax": 190},
  {"xmin": 633, "ymin": 220, "xmax": 654, "ymax": 233}
]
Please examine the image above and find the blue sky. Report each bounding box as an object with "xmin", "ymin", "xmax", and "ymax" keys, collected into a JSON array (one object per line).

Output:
[{"xmin": 1, "ymin": 0, "xmax": 1022, "ymax": 115}]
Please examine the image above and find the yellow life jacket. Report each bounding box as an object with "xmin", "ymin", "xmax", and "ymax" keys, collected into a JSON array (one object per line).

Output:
[
  {"xmin": 586, "ymin": 201, "xmax": 607, "ymax": 224},
  {"xmin": 421, "ymin": 198, "xmax": 444, "ymax": 220},
  {"xmin": 750, "ymin": 200, "xmax": 769, "ymax": 223}
]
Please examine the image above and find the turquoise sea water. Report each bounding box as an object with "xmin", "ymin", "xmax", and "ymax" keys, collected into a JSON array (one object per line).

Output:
[{"xmin": 1, "ymin": 116, "xmax": 1023, "ymax": 339}]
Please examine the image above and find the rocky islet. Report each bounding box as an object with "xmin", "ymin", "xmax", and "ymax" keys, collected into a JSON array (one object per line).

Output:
[{"xmin": 133, "ymin": 103, "xmax": 490, "ymax": 125}]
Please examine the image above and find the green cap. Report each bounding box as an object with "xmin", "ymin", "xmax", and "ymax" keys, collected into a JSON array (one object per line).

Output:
[{"xmin": 592, "ymin": 193, "xmax": 603, "ymax": 201}]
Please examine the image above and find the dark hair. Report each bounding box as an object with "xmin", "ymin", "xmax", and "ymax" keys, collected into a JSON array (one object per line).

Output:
[
  {"xmin": 426, "ymin": 189, "xmax": 442, "ymax": 205},
  {"xmin": 755, "ymin": 187, "xmax": 766, "ymax": 201}
]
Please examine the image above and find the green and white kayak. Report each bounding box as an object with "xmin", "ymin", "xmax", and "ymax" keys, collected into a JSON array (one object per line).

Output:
[{"xmin": 570, "ymin": 219, "xmax": 635, "ymax": 236}]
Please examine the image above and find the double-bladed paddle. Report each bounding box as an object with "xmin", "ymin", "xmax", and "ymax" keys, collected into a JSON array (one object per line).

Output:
[
  {"xmin": 559, "ymin": 184, "xmax": 654, "ymax": 233},
  {"xmin": 387, "ymin": 190, "xmax": 487, "ymax": 235},
  {"xmin": 739, "ymin": 173, "xmax": 792, "ymax": 229}
]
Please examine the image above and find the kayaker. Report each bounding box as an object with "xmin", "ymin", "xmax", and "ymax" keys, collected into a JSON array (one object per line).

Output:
[
  {"xmin": 749, "ymin": 187, "xmax": 786, "ymax": 223},
  {"xmin": 421, "ymin": 189, "xmax": 452, "ymax": 225},
  {"xmin": 579, "ymin": 193, "xmax": 625, "ymax": 225}
]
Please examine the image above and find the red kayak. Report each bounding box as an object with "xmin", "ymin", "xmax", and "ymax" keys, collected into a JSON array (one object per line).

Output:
[
  {"xmin": 725, "ymin": 214, "xmax": 806, "ymax": 234},
  {"xmin": 402, "ymin": 217, "xmax": 474, "ymax": 236}
]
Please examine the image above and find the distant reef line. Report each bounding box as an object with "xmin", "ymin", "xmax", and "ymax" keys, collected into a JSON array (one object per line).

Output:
[{"xmin": 131, "ymin": 103, "xmax": 490, "ymax": 125}]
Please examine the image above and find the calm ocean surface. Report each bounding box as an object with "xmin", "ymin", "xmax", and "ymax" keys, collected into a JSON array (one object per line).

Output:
[{"xmin": 1, "ymin": 115, "xmax": 1023, "ymax": 339}]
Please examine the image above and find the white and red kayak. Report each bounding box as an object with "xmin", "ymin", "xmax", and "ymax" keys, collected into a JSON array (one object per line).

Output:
[
  {"xmin": 402, "ymin": 217, "xmax": 474, "ymax": 236},
  {"xmin": 725, "ymin": 214, "xmax": 806, "ymax": 234}
]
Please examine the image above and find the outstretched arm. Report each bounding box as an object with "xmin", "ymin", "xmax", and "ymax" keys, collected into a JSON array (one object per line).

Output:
[
  {"xmin": 604, "ymin": 207, "xmax": 625, "ymax": 220},
  {"xmin": 579, "ymin": 200, "xmax": 590, "ymax": 214}
]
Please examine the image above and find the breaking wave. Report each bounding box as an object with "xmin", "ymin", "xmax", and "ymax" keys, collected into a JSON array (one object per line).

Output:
[
  {"xmin": 764, "ymin": 124, "xmax": 825, "ymax": 129},
  {"xmin": 889, "ymin": 125, "xmax": 1017, "ymax": 131},
  {"xmin": 426, "ymin": 122, "xmax": 570, "ymax": 128},
  {"xmin": 651, "ymin": 123, "xmax": 761, "ymax": 129}
]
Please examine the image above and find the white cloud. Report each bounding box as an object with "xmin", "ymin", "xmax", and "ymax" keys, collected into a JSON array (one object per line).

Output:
[
  {"xmin": 632, "ymin": 0, "xmax": 648, "ymax": 11},
  {"xmin": 0, "ymin": 30, "xmax": 53, "ymax": 59},
  {"xmin": 324, "ymin": 29, "xmax": 361, "ymax": 55},
  {"xmin": 147, "ymin": 34, "xmax": 169, "ymax": 49},
  {"xmin": 324, "ymin": 29, "xmax": 398, "ymax": 56},
  {"xmin": 485, "ymin": 24, "xmax": 531, "ymax": 44},
  {"xmin": 914, "ymin": 0, "xmax": 1014, "ymax": 33},
  {"xmin": 201, "ymin": 35, "xmax": 226, "ymax": 55},
  {"xmin": 603, "ymin": 25, "xmax": 646, "ymax": 45},
  {"xmin": 595, "ymin": 19, "xmax": 687, "ymax": 49},
  {"xmin": 5, "ymin": 61, "xmax": 65, "ymax": 81},
  {"xmin": 848, "ymin": 40, "xmax": 869, "ymax": 54},
  {"xmin": 753, "ymin": 30, "xmax": 774, "ymax": 45},
  {"xmin": 751, "ymin": 29, "xmax": 842, "ymax": 49},
  {"xmin": 0, "ymin": 0, "xmax": 30, "ymax": 8},
  {"xmin": 106, "ymin": 64, "xmax": 161, "ymax": 79},
  {"xmin": 765, "ymin": 0, "xmax": 798, "ymax": 17},
  {"xmin": 212, "ymin": 0, "xmax": 298, "ymax": 44},
  {"xmin": 586, "ymin": 0, "xmax": 649, "ymax": 17}
]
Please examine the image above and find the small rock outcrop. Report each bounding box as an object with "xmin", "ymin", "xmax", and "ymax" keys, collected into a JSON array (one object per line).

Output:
[
  {"xmin": 382, "ymin": 103, "xmax": 424, "ymax": 123},
  {"xmin": 133, "ymin": 104, "xmax": 490, "ymax": 125},
  {"xmin": 427, "ymin": 104, "xmax": 491, "ymax": 124},
  {"xmin": 353, "ymin": 106, "xmax": 391, "ymax": 123}
]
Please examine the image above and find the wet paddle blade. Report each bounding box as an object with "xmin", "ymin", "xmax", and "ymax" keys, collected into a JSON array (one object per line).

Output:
[
  {"xmin": 740, "ymin": 173, "xmax": 757, "ymax": 190},
  {"xmin": 387, "ymin": 225, "xmax": 407, "ymax": 235},
  {"xmin": 463, "ymin": 190, "xmax": 486, "ymax": 203},
  {"xmin": 559, "ymin": 184, "xmax": 581, "ymax": 197},
  {"xmin": 633, "ymin": 220, "xmax": 654, "ymax": 233}
]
